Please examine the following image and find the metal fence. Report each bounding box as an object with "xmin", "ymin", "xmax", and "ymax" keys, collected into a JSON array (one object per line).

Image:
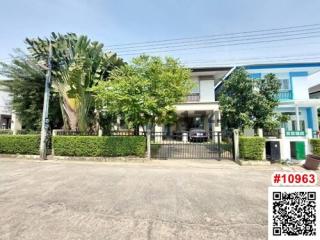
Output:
[
  {"xmin": 0, "ymin": 129, "xmax": 13, "ymax": 135},
  {"xmin": 263, "ymin": 129, "xmax": 281, "ymax": 138},
  {"xmin": 312, "ymin": 131, "xmax": 320, "ymax": 139},
  {"xmin": 150, "ymin": 131, "xmax": 234, "ymax": 160},
  {"xmin": 55, "ymin": 130, "xmax": 98, "ymax": 136},
  {"xmin": 54, "ymin": 130, "xmax": 146, "ymax": 136}
]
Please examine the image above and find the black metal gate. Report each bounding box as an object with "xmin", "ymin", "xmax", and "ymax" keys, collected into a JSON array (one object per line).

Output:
[{"xmin": 150, "ymin": 131, "xmax": 234, "ymax": 160}]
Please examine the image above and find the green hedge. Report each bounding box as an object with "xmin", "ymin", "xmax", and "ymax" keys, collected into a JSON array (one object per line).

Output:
[
  {"xmin": 310, "ymin": 139, "xmax": 320, "ymax": 156},
  {"xmin": 0, "ymin": 135, "xmax": 40, "ymax": 154},
  {"xmin": 53, "ymin": 136, "xmax": 146, "ymax": 157},
  {"xmin": 239, "ymin": 136, "xmax": 265, "ymax": 160}
]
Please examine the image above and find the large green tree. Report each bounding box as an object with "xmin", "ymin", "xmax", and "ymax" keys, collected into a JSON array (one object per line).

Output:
[
  {"xmin": 0, "ymin": 51, "xmax": 63, "ymax": 130},
  {"xmin": 1, "ymin": 33, "xmax": 124, "ymax": 132},
  {"xmin": 26, "ymin": 33, "xmax": 124, "ymax": 131},
  {"xmin": 93, "ymin": 55, "xmax": 193, "ymax": 131},
  {"xmin": 219, "ymin": 67, "xmax": 282, "ymax": 130}
]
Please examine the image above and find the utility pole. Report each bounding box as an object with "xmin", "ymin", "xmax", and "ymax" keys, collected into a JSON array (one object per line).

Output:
[{"xmin": 40, "ymin": 42, "xmax": 52, "ymax": 160}]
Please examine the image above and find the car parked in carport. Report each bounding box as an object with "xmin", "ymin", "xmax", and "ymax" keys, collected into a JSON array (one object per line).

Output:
[{"xmin": 189, "ymin": 128, "xmax": 208, "ymax": 142}]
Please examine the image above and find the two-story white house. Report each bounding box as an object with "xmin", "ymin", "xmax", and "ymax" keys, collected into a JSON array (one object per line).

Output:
[{"xmin": 156, "ymin": 67, "xmax": 232, "ymax": 134}]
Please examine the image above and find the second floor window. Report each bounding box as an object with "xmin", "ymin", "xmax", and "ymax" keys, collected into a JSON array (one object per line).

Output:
[
  {"xmin": 191, "ymin": 79, "xmax": 200, "ymax": 94},
  {"xmin": 279, "ymin": 78, "xmax": 290, "ymax": 91}
]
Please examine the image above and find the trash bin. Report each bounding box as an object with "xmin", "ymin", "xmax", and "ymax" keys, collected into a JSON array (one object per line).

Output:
[
  {"xmin": 266, "ymin": 141, "xmax": 280, "ymax": 161},
  {"xmin": 290, "ymin": 141, "xmax": 306, "ymax": 160}
]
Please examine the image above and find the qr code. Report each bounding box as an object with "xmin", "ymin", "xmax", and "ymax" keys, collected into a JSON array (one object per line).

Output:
[{"xmin": 269, "ymin": 187, "xmax": 320, "ymax": 240}]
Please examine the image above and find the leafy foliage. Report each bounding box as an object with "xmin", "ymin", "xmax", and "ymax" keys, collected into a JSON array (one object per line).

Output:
[
  {"xmin": 239, "ymin": 136, "xmax": 265, "ymax": 160},
  {"xmin": 53, "ymin": 136, "xmax": 146, "ymax": 157},
  {"xmin": 310, "ymin": 139, "xmax": 320, "ymax": 156},
  {"xmin": 220, "ymin": 67, "xmax": 281, "ymax": 130},
  {"xmin": 0, "ymin": 135, "xmax": 40, "ymax": 154},
  {"xmin": 0, "ymin": 52, "xmax": 63, "ymax": 130},
  {"xmin": 93, "ymin": 55, "xmax": 193, "ymax": 130},
  {"xmin": 25, "ymin": 33, "xmax": 124, "ymax": 131}
]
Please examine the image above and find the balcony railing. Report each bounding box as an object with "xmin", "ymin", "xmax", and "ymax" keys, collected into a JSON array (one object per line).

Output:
[
  {"xmin": 285, "ymin": 130, "xmax": 306, "ymax": 137},
  {"xmin": 186, "ymin": 93, "xmax": 200, "ymax": 102},
  {"xmin": 278, "ymin": 90, "xmax": 293, "ymax": 100}
]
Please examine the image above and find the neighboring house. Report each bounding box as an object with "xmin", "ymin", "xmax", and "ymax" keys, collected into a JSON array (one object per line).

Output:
[
  {"xmin": 0, "ymin": 89, "xmax": 12, "ymax": 129},
  {"xmin": 244, "ymin": 62, "xmax": 320, "ymax": 132},
  {"xmin": 309, "ymin": 83, "xmax": 320, "ymax": 99}
]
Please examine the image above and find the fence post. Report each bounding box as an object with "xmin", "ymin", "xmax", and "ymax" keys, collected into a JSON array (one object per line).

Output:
[
  {"xmin": 146, "ymin": 129, "xmax": 151, "ymax": 160},
  {"xmin": 52, "ymin": 129, "xmax": 57, "ymax": 156},
  {"xmin": 257, "ymin": 128, "xmax": 266, "ymax": 160},
  {"xmin": 233, "ymin": 129, "xmax": 239, "ymax": 161},
  {"xmin": 98, "ymin": 128, "xmax": 103, "ymax": 137},
  {"xmin": 280, "ymin": 128, "xmax": 285, "ymax": 139},
  {"xmin": 307, "ymin": 128, "xmax": 313, "ymax": 139},
  {"xmin": 217, "ymin": 132, "xmax": 221, "ymax": 160},
  {"xmin": 307, "ymin": 128, "xmax": 313, "ymax": 154}
]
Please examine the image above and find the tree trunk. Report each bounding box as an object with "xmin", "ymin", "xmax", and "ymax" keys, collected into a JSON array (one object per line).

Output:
[{"xmin": 62, "ymin": 97, "xmax": 78, "ymax": 131}]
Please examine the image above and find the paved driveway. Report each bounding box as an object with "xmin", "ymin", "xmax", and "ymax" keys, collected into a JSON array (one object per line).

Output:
[{"xmin": 0, "ymin": 159, "xmax": 287, "ymax": 240}]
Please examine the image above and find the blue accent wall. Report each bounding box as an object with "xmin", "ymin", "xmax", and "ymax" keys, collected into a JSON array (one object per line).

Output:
[
  {"xmin": 245, "ymin": 63, "xmax": 320, "ymax": 70},
  {"xmin": 249, "ymin": 73, "xmax": 261, "ymax": 79},
  {"xmin": 289, "ymin": 72, "xmax": 308, "ymax": 77},
  {"xmin": 306, "ymin": 107, "xmax": 314, "ymax": 130}
]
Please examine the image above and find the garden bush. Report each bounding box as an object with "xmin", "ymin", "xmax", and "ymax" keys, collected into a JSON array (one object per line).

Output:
[
  {"xmin": 310, "ymin": 139, "xmax": 320, "ymax": 156},
  {"xmin": 0, "ymin": 135, "xmax": 40, "ymax": 154},
  {"xmin": 53, "ymin": 136, "xmax": 146, "ymax": 157},
  {"xmin": 239, "ymin": 136, "xmax": 265, "ymax": 160}
]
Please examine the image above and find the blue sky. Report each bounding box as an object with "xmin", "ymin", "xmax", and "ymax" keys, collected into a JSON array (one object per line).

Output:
[{"xmin": 1, "ymin": 0, "xmax": 320, "ymax": 67}]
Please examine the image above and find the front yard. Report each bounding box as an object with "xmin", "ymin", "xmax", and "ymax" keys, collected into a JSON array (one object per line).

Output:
[{"xmin": 0, "ymin": 159, "xmax": 302, "ymax": 240}]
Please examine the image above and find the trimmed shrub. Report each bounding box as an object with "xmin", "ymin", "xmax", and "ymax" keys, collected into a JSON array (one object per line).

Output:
[
  {"xmin": 239, "ymin": 136, "xmax": 265, "ymax": 160},
  {"xmin": 310, "ymin": 139, "xmax": 320, "ymax": 156},
  {"xmin": 0, "ymin": 135, "xmax": 40, "ymax": 154},
  {"xmin": 53, "ymin": 136, "xmax": 146, "ymax": 157}
]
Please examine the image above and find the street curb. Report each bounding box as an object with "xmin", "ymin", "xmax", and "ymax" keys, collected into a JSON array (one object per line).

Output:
[
  {"xmin": 0, "ymin": 154, "xmax": 149, "ymax": 162},
  {"xmin": 236, "ymin": 159, "xmax": 271, "ymax": 166},
  {"xmin": 50, "ymin": 155, "xmax": 149, "ymax": 162}
]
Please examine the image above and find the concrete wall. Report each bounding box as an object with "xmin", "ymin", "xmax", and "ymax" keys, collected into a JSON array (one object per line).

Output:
[{"xmin": 291, "ymin": 75, "xmax": 309, "ymax": 100}]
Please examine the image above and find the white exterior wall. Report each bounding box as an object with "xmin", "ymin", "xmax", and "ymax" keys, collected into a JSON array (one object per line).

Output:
[
  {"xmin": 291, "ymin": 75, "xmax": 309, "ymax": 100},
  {"xmin": 199, "ymin": 79, "xmax": 215, "ymax": 102}
]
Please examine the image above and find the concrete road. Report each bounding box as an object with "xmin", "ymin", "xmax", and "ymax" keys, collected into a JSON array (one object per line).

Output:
[{"xmin": 0, "ymin": 159, "xmax": 288, "ymax": 240}]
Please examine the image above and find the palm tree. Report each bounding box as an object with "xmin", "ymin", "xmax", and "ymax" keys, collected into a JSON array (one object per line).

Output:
[{"xmin": 26, "ymin": 33, "xmax": 124, "ymax": 132}]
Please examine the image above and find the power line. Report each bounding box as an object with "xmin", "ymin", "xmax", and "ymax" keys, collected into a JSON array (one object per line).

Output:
[
  {"xmin": 111, "ymin": 26, "xmax": 320, "ymax": 51},
  {"xmin": 106, "ymin": 23, "xmax": 320, "ymax": 47},
  {"xmin": 185, "ymin": 56, "xmax": 320, "ymax": 68},
  {"xmin": 115, "ymin": 30, "xmax": 320, "ymax": 54},
  {"xmin": 118, "ymin": 34, "xmax": 320, "ymax": 56},
  {"xmin": 183, "ymin": 53, "xmax": 320, "ymax": 64}
]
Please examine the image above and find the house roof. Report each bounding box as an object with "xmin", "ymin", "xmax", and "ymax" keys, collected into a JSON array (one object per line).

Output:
[
  {"xmin": 242, "ymin": 62, "xmax": 320, "ymax": 70},
  {"xmin": 191, "ymin": 66, "xmax": 232, "ymax": 72},
  {"xmin": 309, "ymin": 83, "xmax": 320, "ymax": 94}
]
